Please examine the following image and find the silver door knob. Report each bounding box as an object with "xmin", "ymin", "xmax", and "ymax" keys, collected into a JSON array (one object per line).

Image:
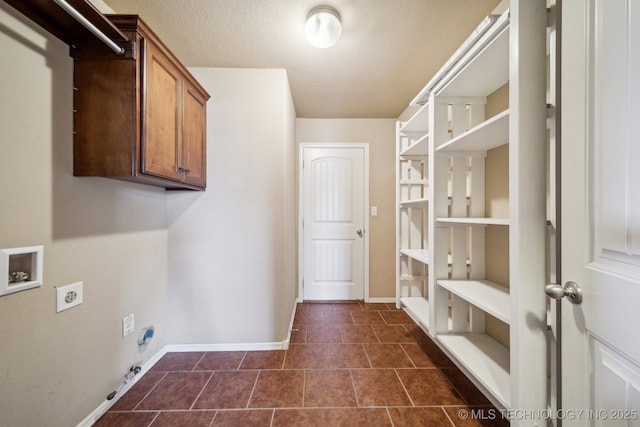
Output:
[
  {"xmin": 545, "ymin": 281, "xmax": 582, "ymax": 304},
  {"xmin": 356, "ymin": 229, "xmax": 364, "ymax": 237}
]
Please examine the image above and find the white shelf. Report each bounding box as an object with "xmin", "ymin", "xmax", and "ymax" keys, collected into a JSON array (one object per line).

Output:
[
  {"xmin": 400, "ymin": 198, "xmax": 429, "ymax": 208},
  {"xmin": 437, "ymin": 279, "xmax": 510, "ymax": 324},
  {"xmin": 395, "ymin": 4, "xmax": 549, "ymax": 415},
  {"xmin": 437, "ymin": 333, "xmax": 511, "ymax": 409},
  {"xmin": 399, "ymin": 274, "xmax": 425, "ymax": 282},
  {"xmin": 399, "ymin": 103, "xmax": 429, "ymax": 136},
  {"xmin": 437, "ymin": 109, "xmax": 509, "ymax": 153},
  {"xmin": 400, "ymin": 296, "xmax": 430, "ymax": 330},
  {"xmin": 400, "ymin": 133, "xmax": 429, "ymax": 156},
  {"xmin": 399, "ymin": 179, "xmax": 428, "ymax": 186},
  {"xmin": 399, "ymin": 248, "xmax": 429, "ymax": 264},
  {"xmin": 436, "ymin": 14, "xmax": 510, "ymax": 97},
  {"xmin": 437, "ymin": 217, "xmax": 509, "ymax": 226}
]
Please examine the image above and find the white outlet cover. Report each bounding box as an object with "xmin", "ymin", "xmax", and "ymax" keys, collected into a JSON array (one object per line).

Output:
[
  {"xmin": 123, "ymin": 313, "xmax": 135, "ymax": 337},
  {"xmin": 56, "ymin": 281, "xmax": 83, "ymax": 313}
]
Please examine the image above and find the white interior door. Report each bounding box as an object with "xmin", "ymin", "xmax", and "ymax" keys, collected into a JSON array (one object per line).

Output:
[
  {"xmin": 301, "ymin": 145, "xmax": 368, "ymax": 301},
  {"xmin": 561, "ymin": 0, "xmax": 640, "ymax": 424}
]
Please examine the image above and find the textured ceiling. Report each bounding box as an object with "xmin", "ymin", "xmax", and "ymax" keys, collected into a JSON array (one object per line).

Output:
[{"xmin": 103, "ymin": 0, "xmax": 502, "ymax": 118}]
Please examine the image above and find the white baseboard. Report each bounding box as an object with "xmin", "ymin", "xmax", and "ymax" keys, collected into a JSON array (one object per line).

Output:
[
  {"xmin": 80, "ymin": 300, "xmax": 300, "ymax": 426},
  {"xmin": 77, "ymin": 347, "xmax": 168, "ymax": 427},
  {"xmin": 165, "ymin": 341, "xmax": 287, "ymax": 352},
  {"xmin": 365, "ymin": 297, "xmax": 396, "ymax": 303},
  {"xmin": 283, "ymin": 299, "xmax": 299, "ymax": 350}
]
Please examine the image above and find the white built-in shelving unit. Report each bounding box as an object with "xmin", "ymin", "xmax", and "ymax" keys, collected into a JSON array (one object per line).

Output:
[
  {"xmin": 395, "ymin": 2, "xmax": 547, "ymax": 419},
  {"xmin": 395, "ymin": 101, "xmax": 430, "ymax": 326}
]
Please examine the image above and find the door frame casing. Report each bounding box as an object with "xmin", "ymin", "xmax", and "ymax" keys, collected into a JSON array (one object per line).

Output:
[{"xmin": 298, "ymin": 142, "xmax": 370, "ymax": 302}]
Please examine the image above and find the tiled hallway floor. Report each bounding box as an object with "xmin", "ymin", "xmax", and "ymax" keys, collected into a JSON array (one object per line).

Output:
[{"xmin": 95, "ymin": 302, "xmax": 507, "ymax": 426}]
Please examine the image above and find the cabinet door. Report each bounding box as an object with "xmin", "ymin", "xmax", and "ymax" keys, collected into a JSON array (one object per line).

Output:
[
  {"xmin": 182, "ymin": 81, "xmax": 207, "ymax": 188},
  {"xmin": 142, "ymin": 40, "xmax": 183, "ymax": 182}
]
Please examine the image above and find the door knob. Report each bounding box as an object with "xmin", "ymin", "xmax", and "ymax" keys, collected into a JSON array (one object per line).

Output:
[
  {"xmin": 545, "ymin": 281, "xmax": 582, "ymax": 304},
  {"xmin": 356, "ymin": 229, "xmax": 364, "ymax": 237}
]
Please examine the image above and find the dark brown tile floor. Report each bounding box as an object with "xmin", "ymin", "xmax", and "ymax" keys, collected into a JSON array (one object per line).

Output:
[{"xmin": 95, "ymin": 302, "xmax": 508, "ymax": 426}]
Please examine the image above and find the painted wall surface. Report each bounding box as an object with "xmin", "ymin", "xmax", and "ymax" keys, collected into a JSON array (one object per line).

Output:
[
  {"xmin": 296, "ymin": 119, "xmax": 396, "ymax": 299},
  {"xmin": 485, "ymin": 83, "xmax": 510, "ymax": 348},
  {"xmin": 0, "ymin": 3, "xmax": 169, "ymax": 426},
  {"xmin": 166, "ymin": 68, "xmax": 297, "ymax": 344},
  {"xmin": 0, "ymin": 4, "xmax": 297, "ymax": 426}
]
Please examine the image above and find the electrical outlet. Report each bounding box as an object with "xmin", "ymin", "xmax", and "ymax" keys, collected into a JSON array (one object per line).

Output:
[
  {"xmin": 56, "ymin": 282, "xmax": 83, "ymax": 313},
  {"xmin": 123, "ymin": 313, "xmax": 135, "ymax": 337}
]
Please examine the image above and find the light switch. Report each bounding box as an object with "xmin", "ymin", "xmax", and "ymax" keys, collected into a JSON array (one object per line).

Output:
[
  {"xmin": 123, "ymin": 313, "xmax": 135, "ymax": 337},
  {"xmin": 371, "ymin": 206, "xmax": 378, "ymax": 216}
]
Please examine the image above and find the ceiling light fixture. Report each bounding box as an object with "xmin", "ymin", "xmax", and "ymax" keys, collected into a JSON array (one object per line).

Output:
[{"xmin": 305, "ymin": 5, "xmax": 342, "ymax": 48}]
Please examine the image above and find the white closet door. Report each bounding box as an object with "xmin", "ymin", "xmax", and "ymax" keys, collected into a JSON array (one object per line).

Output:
[
  {"xmin": 302, "ymin": 146, "xmax": 366, "ymax": 301},
  {"xmin": 561, "ymin": 0, "xmax": 640, "ymax": 424}
]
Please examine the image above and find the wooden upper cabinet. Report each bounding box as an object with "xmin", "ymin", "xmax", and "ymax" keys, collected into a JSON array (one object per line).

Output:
[
  {"xmin": 142, "ymin": 41, "xmax": 183, "ymax": 182},
  {"xmin": 182, "ymin": 81, "xmax": 208, "ymax": 188},
  {"xmin": 72, "ymin": 15, "xmax": 210, "ymax": 190}
]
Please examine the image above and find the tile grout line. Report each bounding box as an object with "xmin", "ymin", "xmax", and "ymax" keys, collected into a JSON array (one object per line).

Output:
[
  {"xmin": 132, "ymin": 371, "xmax": 168, "ymax": 411},
  {"xmin": 206, "ymin": 409, "xmax": 218, "ymax": 427},
  {"xmin": 244, "ymin": 369, "xmax": 262, "ymax": 410},
  {"xmin": 348, "ymin": 368, "xmax": 361, "ymax": 408},
  {"xmin": 440, "ymin": 405, "xmax": 458, "ymax": 427},
  {"xmin": 361, "ymin": 342, "xmax": 373, "ymax": 368},
  {"xmin": 268, "ymin": 408, "xmax": 275, "ymax": 427},
  {"xmin": 236, "ymin": 351, "xmax": 248, "ymax": 370},
  {"xmin": 393, "ymin": 368, "xmax": 416, "ymax": 407},
  {"xmin": 301, "ymin": 368, "xmax": 307, "ymax": 408},
  {"xmin": 146, "ymin": 411, "xmax": 161, "ymax": 427},
  {"xmin": 399, "ymin": 341, "xmax": 417, "ymax": 368},
  {"xmin": 188, "ymin": 371, "xmax": 215, "ymax": 410},
  {"xmin": 385, "ymin": 407, "xmax": 396, "ymax": 427},
  {"xmin": 193, "ymin": 352, "xmax": 208, "ymax": 371},
  {"xmin": 440, "ymin": 368, "xmax": 472, "ymax": 407}
]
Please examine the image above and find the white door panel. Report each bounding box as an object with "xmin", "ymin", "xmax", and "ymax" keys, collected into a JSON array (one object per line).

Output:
[
  {"xmin": 562, "ymin": 0, "xmax": 640, "ymax": 423},
  {"xmin": 592, "ymin": 339, "xmax": 640, "ymax": 427},
  {"xmin": 301, "ymin": 145, "xmax": 368, "ymax": 301}
]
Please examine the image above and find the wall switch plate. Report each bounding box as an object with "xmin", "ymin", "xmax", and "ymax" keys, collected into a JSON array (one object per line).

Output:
[
  {"xmin": 370, "ymin": 206, "xmax": 378, "ymax": 216},
  {"xmin": 123, "ymin": 313, "xmax": 135, "ymax": 337},
  {"xmin": 56, "ymin": 281, "xmax": 83, "ymax": 313}
]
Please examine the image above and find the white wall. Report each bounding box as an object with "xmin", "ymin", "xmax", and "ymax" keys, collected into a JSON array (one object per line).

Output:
[
  {"xmin": 296, "ymin": 119, "xmax": 397, "ymax": 299},
  {"xmin": 0, "ymin": 3, "xmax": 169, "ymax": 426},
  {"xmin": 166, "ymin": 68, "xmax": 297, "ymax": 345}
]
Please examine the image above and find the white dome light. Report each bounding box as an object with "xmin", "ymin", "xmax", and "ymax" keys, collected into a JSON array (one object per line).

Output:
[{"xmin": 305, "ymin": 6, "xmax": 342, "ymax": 48}]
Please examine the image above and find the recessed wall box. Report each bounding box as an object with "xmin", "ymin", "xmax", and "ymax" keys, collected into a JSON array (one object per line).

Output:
[{"xmin": 0, "ymin": 246, "xmax": 44, "ymax": 297}]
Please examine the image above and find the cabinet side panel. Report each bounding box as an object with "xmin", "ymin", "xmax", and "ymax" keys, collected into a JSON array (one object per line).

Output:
[{"xmin": 73, "ymin": 58, "xmax": 136, "ymax": 176}]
